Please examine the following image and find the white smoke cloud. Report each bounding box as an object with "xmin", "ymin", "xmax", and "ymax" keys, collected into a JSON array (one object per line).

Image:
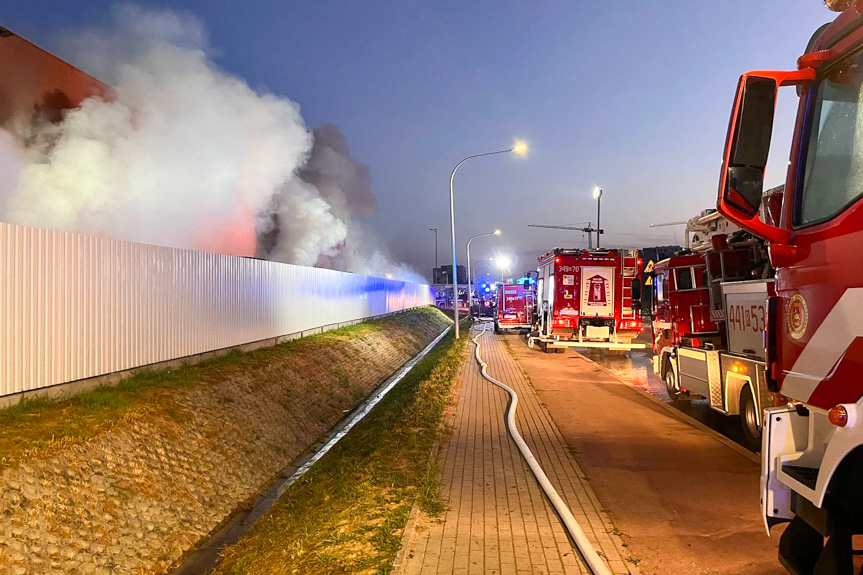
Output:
[
  {"xmin": 0, "ymin": 4, "xmax": 423, "ymax": 280},
  {"xmin": 0, "ymin": 5, "xmax": 344, "ymax": 266}
]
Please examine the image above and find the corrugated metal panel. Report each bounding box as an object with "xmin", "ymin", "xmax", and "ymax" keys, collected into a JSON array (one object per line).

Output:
[{"xmin": 0, "ymin": 222, "xmax": 434, "ymax": 397}]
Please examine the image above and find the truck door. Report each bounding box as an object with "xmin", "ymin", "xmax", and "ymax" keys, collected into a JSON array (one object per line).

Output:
[
  {"xmin": 537, "ymin": 277, "xmax": 545, "ymax": 334},
  {"xmin": 780, "ymin": 48, "xmax": 863, "ymax": 407}
]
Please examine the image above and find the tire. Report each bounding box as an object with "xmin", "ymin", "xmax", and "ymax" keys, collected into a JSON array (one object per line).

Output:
[
  {"xmin": 494, "ymin": 321, "xmax": 502, "ymax": 334},
  {"xmin": 664, "ymin": 361, "xmax": 679, "ymax": 404},
  {"xmin": 739, "ymin": 387, "xmax": 762, "ymax": 451}
]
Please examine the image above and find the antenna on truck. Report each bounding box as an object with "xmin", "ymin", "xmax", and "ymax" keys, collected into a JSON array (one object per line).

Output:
[{"xmin": 528, "ymin": 223, "xmax": 599, "ymax": 249}]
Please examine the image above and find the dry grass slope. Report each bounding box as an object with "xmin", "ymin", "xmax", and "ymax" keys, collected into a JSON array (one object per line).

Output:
[
  {"xmin": 0, "ymin": 307, "xmax": 450, "ymax": 575},
  {"xmin": 212, "ymin": 320, "xmax": 469, "ymax": 575}
]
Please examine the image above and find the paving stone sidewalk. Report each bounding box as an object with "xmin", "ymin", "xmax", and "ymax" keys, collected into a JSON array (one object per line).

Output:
[{"xmin": 395, "ymin": 325, "xmax": 637, "ymax": 575}]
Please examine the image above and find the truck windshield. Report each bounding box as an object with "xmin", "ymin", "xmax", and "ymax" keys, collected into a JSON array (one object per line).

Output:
[{"xmin": 799, "ymin": 48, "xmax": 863, "ymax": 225}]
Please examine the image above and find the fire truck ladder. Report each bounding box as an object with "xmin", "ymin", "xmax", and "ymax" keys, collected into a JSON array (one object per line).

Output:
[{"xmin": 527, "ymin": 223, "xmax": 602, "ymax": 249}]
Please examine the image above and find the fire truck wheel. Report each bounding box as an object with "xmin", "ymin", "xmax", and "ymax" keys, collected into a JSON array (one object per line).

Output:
[
  {"xmin": 818, "ymin": 447, "xmax": 863, "ymax": 572},
  {"xmin": 778, "ymin": 517, "xmax": 823, "ymax": 574},
  {"xmin": 739, "ymin": 387, "xmax": 762, "ymax": 451},
  {"xmin": 494, "ymin": 322, "xmax": 502, "ymax": 334},
  {"xmin": 664, "ymin": 363, "xmax": 679, "ymax": 404}
]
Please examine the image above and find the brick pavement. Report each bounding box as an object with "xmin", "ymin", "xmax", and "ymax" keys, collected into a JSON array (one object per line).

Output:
[{"xmin": 396, "ymin": 325, "xmax": 637, "ymax": 575}]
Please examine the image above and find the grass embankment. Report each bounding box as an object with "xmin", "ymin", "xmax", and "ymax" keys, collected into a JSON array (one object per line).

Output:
[
  {"xmin": 0, "ymin": 308, "xmax": 443, "ymax": 468},
  {"xmin": 213, "ymin": 321, "xmax": 469, "ymax": 575}
]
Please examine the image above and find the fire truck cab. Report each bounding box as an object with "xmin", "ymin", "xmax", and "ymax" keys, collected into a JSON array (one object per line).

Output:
[
  {"xmin": 529, "ymin": 248, "xmax": 644, "ymax": 353},
  {"xmin": 715, "ymin": 3, "xmax": 863, "ymax": 571},
  {"xmin": 651, "ymin": 252, "xmax": 719, "ymax": 354}
]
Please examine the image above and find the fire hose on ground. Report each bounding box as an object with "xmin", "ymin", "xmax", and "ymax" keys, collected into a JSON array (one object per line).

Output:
[{"xmin": 471, "ymin": 327, "xmax": 613, "ymax": 575}]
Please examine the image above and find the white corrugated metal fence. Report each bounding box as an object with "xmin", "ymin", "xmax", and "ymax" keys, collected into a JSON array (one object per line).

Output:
[{"xmin": 0, "ymin": 222, "xmax": 434, "ymax": 398}]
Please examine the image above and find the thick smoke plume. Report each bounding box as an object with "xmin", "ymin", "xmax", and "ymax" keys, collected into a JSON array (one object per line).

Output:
[{"xmin": 0, "ymin": 5, "xmax": 421, "ymax": 281}]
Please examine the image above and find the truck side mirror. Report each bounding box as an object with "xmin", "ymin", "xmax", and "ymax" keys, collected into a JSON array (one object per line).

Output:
[
  {"xmin": 717, "ymin": 69, "xmax": 814, "ymax": 244},
  {"xmin": 725, "ymin": 77, "xmax": 775, "ymax": 216}
]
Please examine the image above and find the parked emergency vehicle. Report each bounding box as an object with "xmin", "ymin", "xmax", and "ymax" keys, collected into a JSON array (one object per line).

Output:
[
  {"xmin": 495, "ymin": 282, "xmax": 534, "ymax": 333},
  {"xmin": 714, "ymin": 3, "xmax": 863, "ymax": 570},
  {"xmin": 650, "ymin": 224, "xmax": 780, "ymax": 449},
  {"xmin": 529, "ymin": 248, "xmax": 644, "ymax": 352}
]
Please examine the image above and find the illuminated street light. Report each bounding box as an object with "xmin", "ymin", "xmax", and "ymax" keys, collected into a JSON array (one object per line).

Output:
[
  {"xmin": 448, "ymin": 145, "xmax": 528, "ymax": 339},
  {"xmin": 496, "ymin": 255, "xmax": 512, "ymax": 282},
  {"xmin": 593, "ymin": 187, "xmax": 603, "ymax": 249},
  {"xmin": 466, "ymin": 230, "xmax": 502, "ymax": 318}
]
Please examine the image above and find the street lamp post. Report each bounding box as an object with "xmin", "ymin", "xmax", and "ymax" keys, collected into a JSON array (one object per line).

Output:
[
  {"xmin": 496, "ymin": 255, "xmax": 512, "ymax": 282},
  {"xmin": 448, "ymin": 143, "xmax": 527, "ymax": 339},
  {"xmin": 593, "ymin": 187, "xmax": 603, "ymax": 249},
  {"xmin": 466, "ymin": 230, "xmax": 501, "ymax": 318},
  {"xmin": 429, "ymin": 228, "xmax": 438, "ymax": 277}
]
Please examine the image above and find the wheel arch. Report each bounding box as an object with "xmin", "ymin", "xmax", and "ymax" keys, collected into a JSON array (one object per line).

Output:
[
  {"xmin": 724, "ymin": 373, "xmax": 759, "ymax": 423},
  {"xmin": 814, "ymin": 406, "xmax": 863, "ymax": 509},
  {"xmin": 659, "ymin": 346, "xmax": 676, "ymax": 380}
]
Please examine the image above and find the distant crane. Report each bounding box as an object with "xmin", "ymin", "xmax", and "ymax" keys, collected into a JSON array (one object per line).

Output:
[
  {"xmin": 648, "ymin": 220, "xmax": 687, "ymax": 249},
  {"xmin": 527, "ymin": 222, "xmax": 602, "ymax": 249}
]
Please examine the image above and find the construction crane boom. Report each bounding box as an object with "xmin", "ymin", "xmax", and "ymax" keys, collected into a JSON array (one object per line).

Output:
[{"xmin": 527, "ymin": 223, "xmax": 602, "ymax": 249}]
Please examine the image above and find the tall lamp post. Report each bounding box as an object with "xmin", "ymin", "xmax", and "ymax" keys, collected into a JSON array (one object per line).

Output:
[
  {"xmin": 448, "ymin": 142, "xmax": 527, "ymax": 338},
  {"xmin": 466, "ymin": 230, "xmax": 501, "ymax": 318},
  {"xmin": 429, "ymin": 228, "xmax": 438, "ymax": 278},
  {"xmin": 496, "ymin": 255, "xmax": 512, "ymax": 282},
  {"xmin": 593, "ymin": 187, "xmax": 603, "ymax": 249}
]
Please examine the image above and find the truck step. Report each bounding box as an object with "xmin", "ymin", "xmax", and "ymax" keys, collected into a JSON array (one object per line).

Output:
[{"xmin": 782, "ymin": 465, "xmax": 819, "ymax": 490}]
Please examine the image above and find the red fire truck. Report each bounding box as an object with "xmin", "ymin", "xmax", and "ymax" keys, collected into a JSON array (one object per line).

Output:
[
  {"xmin": 529, "ymin": 248, "xmax": 644, "ymax": 352},
  {"xmin": 650, "ymin": 225, "xmax": 780, "ymax": 449},
  {"xmin": 714, "ymin": 2, "xmax": 863, "ymax": 570},
  {"xmin": 495, "ymin": 282, "xmax": 534, "ymax": 333}
]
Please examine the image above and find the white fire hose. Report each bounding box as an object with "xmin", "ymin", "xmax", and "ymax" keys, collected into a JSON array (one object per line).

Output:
[{"xmin": 471, "ymin": 327, "xmax": 613, "ymax": 575}]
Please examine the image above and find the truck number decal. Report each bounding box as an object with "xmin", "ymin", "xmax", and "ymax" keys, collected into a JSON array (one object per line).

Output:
[{"xmin": 728, "ymin": 303, "xmax": 765, "ymax": 333}]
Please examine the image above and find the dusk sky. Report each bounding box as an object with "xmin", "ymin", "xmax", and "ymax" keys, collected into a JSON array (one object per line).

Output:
[{"xmin": 1, "ymin": 1, "xmax": 832, "ymax": 282}]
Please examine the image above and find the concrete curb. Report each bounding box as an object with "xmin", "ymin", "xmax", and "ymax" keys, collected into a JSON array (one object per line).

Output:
[{"xmin": 573, "ymin": 351, "xmax": 760, "ymax": 465}]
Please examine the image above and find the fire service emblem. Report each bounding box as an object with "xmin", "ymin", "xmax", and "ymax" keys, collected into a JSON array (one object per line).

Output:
[
  {"xmin": 787, "ymin": 294, "xmax": 809, "ymax": 340},
  {"xmin": 586, "ymin": 275, "xmax": 608, "ymax": 306}
]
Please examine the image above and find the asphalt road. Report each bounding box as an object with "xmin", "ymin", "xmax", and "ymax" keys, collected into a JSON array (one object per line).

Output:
[
  {"xmin": 577, "ymin": 326, "xmax": 755, "ymax": 452},
  {"xmin": 504, "ymin": 331, "xmax": 785, "ymax": 575}
]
